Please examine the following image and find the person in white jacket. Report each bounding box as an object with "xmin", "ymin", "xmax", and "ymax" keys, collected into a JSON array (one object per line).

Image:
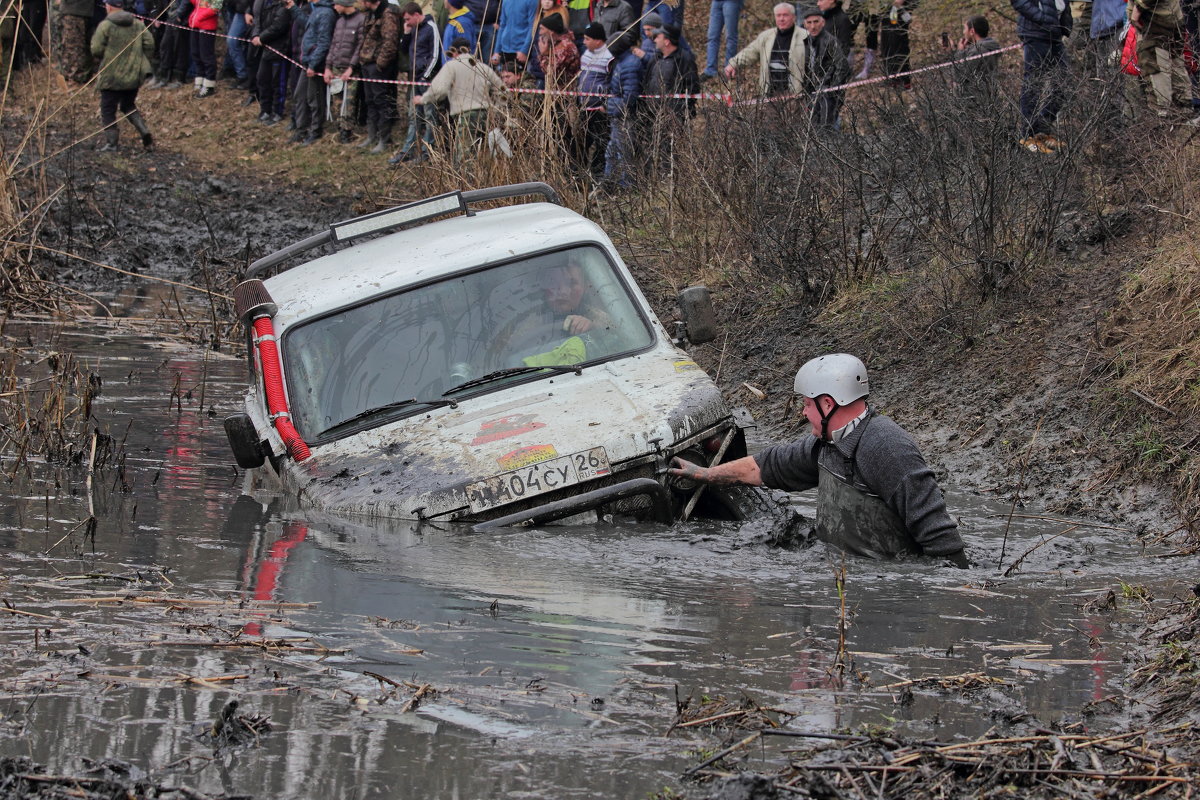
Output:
[{"xmin": 415, "ymin": 37, "xmax": 507, "ymax": 162}]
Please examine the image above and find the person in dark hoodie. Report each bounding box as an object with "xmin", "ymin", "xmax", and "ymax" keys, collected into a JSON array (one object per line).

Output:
[
  {"xmin": 90, "ymin": 0, "xmax": 155, "ymax": 150},
  {"xmin": 292, "ymin": 0, "xmax": 336, "ymax": 144},
  {"xmin": 252, "ymin": 0, "xmax": 292, "ymax": 124},
  {"xmin": 390, "ymin": 1, "xmax": 443, "ymax": 163}
]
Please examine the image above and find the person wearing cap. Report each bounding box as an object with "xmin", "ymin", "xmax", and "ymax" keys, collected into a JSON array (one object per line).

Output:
[
  {"xmin": 594, "ymin": 0, "xmax": 639, "ymax": 56},
  {"xmin": 415, "ymin": 36, "xmax": 506, "ymax": 161},
  {"xmin": 90, "ymin": 0, "xmax": 155, "ymax": 151},
  {"xmin": 669, "ymin": 354, "xmax": 969, "ymax": 567},
  {"xmin": 801, "ymin": 4, "xmax": 849, "ymax": 126},
  {"xmin": 356, "ymin": 0, "xmax": 403, "ymax": 151},
  {"xmin": 724, "ymin": 3, "xmax": 806, "ymax": 97},
  {"xmin": 639, "ymin": 23, "xmax": 697, "ymax": 168},
  {"xmin": 576, "ymin": 20, "xmax": 612, "ymax": 178}
]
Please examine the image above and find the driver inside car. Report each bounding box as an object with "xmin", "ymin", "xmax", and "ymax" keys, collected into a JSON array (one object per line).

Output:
[{"xmin": 506, "ymin": 261, "xmax": 613, "ymax": 367}]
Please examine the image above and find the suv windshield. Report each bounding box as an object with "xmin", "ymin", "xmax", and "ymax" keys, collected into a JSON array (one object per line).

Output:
[{"xmin": 282, "ymin": 245, "xmax": 655, "ymax": 440}]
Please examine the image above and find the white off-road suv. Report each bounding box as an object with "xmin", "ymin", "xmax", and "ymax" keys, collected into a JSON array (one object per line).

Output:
[{"xmin": 224, "ymin": 183, "xmax": 770, "ymax": 528}]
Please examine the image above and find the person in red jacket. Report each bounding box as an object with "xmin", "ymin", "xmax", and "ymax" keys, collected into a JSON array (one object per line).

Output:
[{"xmin": 189, "ymin": 0, "xmax": 220, "ymax": 96}]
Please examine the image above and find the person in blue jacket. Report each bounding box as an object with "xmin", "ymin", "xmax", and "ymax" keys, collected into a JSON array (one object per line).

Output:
[
  {"xmin": 604, "ymin": 41, "xmax": 643, "ymax": 189},
  {"xmin": 492, "ymin": 0, "xmax": 538, "ymax": 72},
  {"xmin": 293, "ymin": 0, "xmax": 335, "ymax": 144},
  {"xmin": 1010, "ymin": 0, "xmax": 1072, "ymax": 153}
]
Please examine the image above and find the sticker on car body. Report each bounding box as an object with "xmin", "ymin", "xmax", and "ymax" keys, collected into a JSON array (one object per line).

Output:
[
  {"xmin": 466, "ymin": 447, "xmax": 611, "ymax": 513},
  {"xmin": 497, "ymin": 444, "xmax": 558, "ymax": 470},
  {"xmin": 471, "ymin": 413, "xmax": 546, "ymax": 445}
]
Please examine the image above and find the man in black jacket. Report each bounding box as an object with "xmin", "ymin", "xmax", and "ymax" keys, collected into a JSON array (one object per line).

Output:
[
  {"xmin": 390, "ymin": 1, "xmax": 443, "ymax": 163},
  {"xmin": 1010, "ymin": 0, "xmax": 1072, "ymax": 152},
  {"xmin": 801, "ymin": 5, "xmax": 849, "ymax": 127},
  {"xmin": 640, "ymin": 24, "xmax": 698, "ymax": 169}
]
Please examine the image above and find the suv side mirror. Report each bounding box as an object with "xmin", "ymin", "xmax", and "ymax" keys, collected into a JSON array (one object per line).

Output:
[{"xmin": 677, "ymin": 286, "xmax": 719, "ymax": 345}]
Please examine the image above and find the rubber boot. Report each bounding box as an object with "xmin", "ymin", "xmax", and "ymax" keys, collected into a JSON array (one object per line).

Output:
[
  {"xmin": 128, "ymin": 110, "xmax": 154, "ymax": 151},
  {"xmin": 97, "ymin": 126, "xmax": 119, "ymax": 152},
  {"xmin": 371, "ymin": 127, "xmax": 392, "ymax": 154},
  {"xmin": 855, "ymin": 49, "xmax": 875, "ymax": 81},
  {"xmin": 356, "ymin": 120, "xmax": 377, "ymax": 148}
]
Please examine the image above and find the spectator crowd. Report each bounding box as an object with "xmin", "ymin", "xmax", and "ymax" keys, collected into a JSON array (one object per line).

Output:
[{"xmin": 2, "ymin": 0, "xmax": 1199, "ymax": 177}]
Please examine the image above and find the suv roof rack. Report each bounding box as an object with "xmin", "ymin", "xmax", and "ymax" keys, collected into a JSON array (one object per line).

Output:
[{"xmin": 246, "ymin": 182, "xmax": 563, "ymax": 280}]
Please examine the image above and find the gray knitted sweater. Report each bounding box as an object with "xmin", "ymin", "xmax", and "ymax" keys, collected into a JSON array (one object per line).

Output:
[{"xmin": 754, "ymin": 412, "xmax": 965, "ymax": 556}]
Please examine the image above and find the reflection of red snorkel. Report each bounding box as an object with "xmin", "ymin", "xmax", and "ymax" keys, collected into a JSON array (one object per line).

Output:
[
  {"xmin": 243, "ymin": 522, "xmax": 308, "ymax": 636},
  {"xmin": 233, "ymin": 280, "xmax": 310, "ymax": 462}
]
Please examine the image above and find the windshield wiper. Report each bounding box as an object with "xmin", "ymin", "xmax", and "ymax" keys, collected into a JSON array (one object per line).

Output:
[
  {"xmin": 319, "ymin": 397, "xmax": 458, "ymax": 438},
  {"xmin": 443, "ymin": 364, "xmax": 583, "ymax": 396}
]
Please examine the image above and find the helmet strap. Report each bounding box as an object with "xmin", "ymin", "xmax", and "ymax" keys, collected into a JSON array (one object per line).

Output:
[{"xmin": 818, "ymin": 397, "xmax": 838, "ymax": 441}]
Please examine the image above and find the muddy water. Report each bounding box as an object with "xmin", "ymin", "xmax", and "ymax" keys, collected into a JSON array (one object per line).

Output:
[{"xmin": 2, "ymin": 309, "xmax": 1196, "ymax": 799}]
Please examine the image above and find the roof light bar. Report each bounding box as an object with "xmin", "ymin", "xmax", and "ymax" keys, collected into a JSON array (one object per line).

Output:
[{"xmin": 329, "ymin": 191, "xmax": 467, "ymax": 244}]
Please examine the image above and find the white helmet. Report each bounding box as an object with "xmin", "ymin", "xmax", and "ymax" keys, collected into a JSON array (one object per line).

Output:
[{"xmin": 793, "ymin": 354, "xmax": 869, "ymax": 406}]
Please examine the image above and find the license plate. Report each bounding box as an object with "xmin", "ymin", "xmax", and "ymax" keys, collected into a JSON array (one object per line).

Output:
[{"xmin": 466, "ymin": 447, "xmax": 611, "ymax": 513}]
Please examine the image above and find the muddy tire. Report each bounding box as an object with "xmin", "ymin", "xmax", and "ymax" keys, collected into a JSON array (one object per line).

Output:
[{"xmin": 688, "ymin": 484, "xmax": 776, "ymax": 522}]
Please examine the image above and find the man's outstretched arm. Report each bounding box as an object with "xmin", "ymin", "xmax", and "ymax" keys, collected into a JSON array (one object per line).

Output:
[{"xmin": 668, "ymin": 455, "xmax": 764, "ymax": 486}]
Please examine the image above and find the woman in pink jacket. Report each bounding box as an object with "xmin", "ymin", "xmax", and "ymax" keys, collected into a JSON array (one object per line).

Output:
[{"xmin": 189, "ymin": 0, "xmax": 220, "ymax": 97}]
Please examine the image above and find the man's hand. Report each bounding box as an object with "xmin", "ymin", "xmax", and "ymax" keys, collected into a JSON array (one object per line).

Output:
[
  {"xmin": 724, "ymin": 63, "xmax": 735, "ymax": 78},
  {"xmin": 306, "ymin": 67, "xmax": 316, "ymax": 77},
  {"xmin": 490, "ymin": 52, "xmax": 501, "ymax": 65},
  {"xmin": 667, "ymin": 457, "xmax": 709, "ymax": 483},
  {"xmin": 252, "ymin": 35, "xmax": 262, "ymax": 46},
  {"xmin": 562, "ymin": 314, "xmax": 593, "ymax": 334},
  {"xmin": 413, "ymin": 93, "xmax": 424, "ymax": 104},
  {"xmin": 516, "ymin": 51, "xmax": 527, "ymax": 64}
]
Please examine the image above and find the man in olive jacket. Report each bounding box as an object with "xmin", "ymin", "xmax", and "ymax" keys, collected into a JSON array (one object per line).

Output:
[{"xmin": 90, "ymin": 0, "xmax": 155, "ymax": 151}]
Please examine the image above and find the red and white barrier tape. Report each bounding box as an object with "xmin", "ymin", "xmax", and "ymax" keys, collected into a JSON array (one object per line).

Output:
[{"xmin": 137, "ymin": 13, "xmax": 1019, "ymax": 105}]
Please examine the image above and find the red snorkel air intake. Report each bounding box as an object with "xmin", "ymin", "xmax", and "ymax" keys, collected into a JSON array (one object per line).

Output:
[{"xmin": 233, "ymin": 279, "xmax": 311, "ymax": 462}]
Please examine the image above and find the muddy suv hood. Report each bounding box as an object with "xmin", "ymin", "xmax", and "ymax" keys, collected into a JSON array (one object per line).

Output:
[{"xmin": 284, "ymin": 350, "xmax": 727, "ymax": 520}]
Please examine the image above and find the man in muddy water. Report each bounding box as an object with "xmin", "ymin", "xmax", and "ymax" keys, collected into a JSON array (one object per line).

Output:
[{"xmin": 668, "ymin": 354, "xmax": 970, "ymax": 568}]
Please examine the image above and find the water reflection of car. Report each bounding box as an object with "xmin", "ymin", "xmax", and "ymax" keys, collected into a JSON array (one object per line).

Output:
[{"xmin": 224, "ymin": 183, "xmax": 773, "ymax": 526}]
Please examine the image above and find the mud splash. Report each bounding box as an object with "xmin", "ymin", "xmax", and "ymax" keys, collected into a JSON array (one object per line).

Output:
[{"xmin": 1, "ymin": 310, "xmax": 1197, "ymax": 799}]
